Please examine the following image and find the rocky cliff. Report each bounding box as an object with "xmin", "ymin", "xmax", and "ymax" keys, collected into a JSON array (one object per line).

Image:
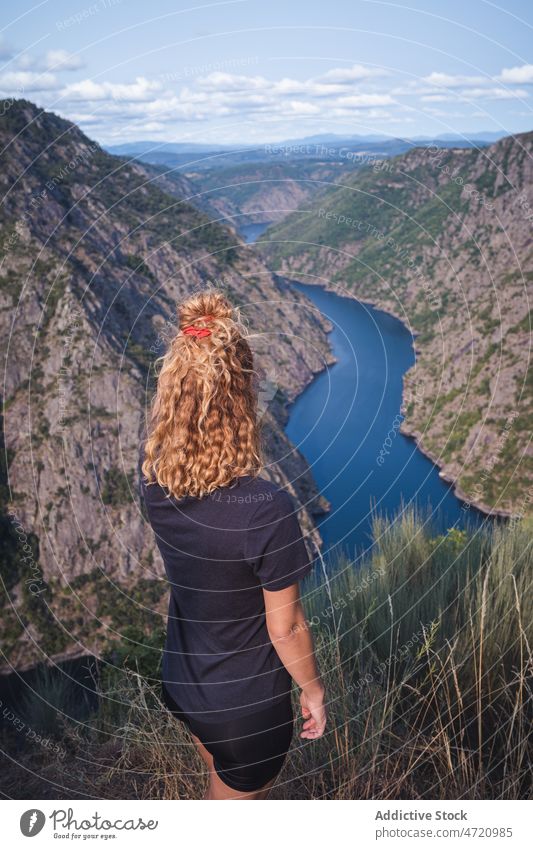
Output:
[
  {"xmin": 261, "ymin": 134, "xmax": 533, "ymax": 517},
  {"xmin": 0, "ymin": 100, "xmax": 332, "ymax": 672}
]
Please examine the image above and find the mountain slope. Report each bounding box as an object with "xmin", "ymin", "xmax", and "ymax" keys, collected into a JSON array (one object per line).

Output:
[
  {"xmin": 260, "ymin": 133, "xmax": 533, "ymax": 515},
  {"xmin": 0, "ymin": 100, "xmax": 332, "ymax": 672},
  {"xmin": 183, "ymin": 160, "xmax": 359, "ymax": 228},
  {"xmin": 130, "ymin": 159, "xmax": 360, "ymax": 234}
]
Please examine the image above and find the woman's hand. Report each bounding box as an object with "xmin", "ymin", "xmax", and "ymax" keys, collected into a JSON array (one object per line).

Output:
[{"xmin": 299, "ymin": 684, "xmax": 327, "ymax": 739}]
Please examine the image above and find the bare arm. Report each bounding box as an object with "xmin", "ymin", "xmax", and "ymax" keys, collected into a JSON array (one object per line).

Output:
[{"xmin": 263, "ymin": 583, "xmax": 327, "ymax": 739}]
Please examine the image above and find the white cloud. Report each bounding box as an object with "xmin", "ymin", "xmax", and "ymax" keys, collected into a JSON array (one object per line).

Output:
[
  {"xmin": 61, "ymin": 76, "xmax": 163, "ymax": 102},
  {"xmin": 328, "ymin": 107, "xmax": 394, "ymax": 120},
  {"xmin": 9, "ymin": 54, "xmax": 524, "ymax": 143},
  {"xmin": 499, "ymin": 64, "xmax": 533, "ymax": 84},
  {"xmin": 320, "ymin": 64, "xmax": 388, "ymax": 82},
  {"xmin": 422, "ymin": 72, "xmax": 488, "ymax": 88},
  {"xmin": 459, "ymin": 87, "xmax": 528, "ymax": 100},
  {"xmin": 420, "ymin": 84, "xmax": 528, "ymax": 103},
  {"xmin": 67, "ymin": 95, "xmax": 210, "ymax": 122},
  {"xmin": 274, "ymin": 77, "xmax": 311, "ymax": 95},
  {"xmin": 335, "ymin": 93, "xmax": 394, "ymax": 107},
  {"xmin": 424, "ymin": 108, "xmax": 467, "ymax": 118},
  {"xmin": 285, "ymin": 100, "xmax": 321, "ymax": 115},
  {"xmin": 195, "ymin": 66, "xmax": 389, "ymax": 100},
  {"xmin": 195, "ymin": 71, "xmax": 344, "ymax": 98},
  {"xmin": 419, "ymin": 67, "xmax": 533, "ymax": 101},
  {"xmin": 17, "ymin": 48, "xmax": 85, "ymax": 72},
  {"xmin": 16, "ymin": 53, "xmax": 38, "ymax": 71},
  {"xmin": 55, "ymin": 64, "xmax": 398, "ymax": 131},
  {"xmin": 197, "ymin": 71, "xmax": 268, "ymax": 92},
  {"xmin": 0, "ymin": 70, "xmax": 58, "ymax": 93},
  {"xmin": 66, "ymin": 88, "xmax": 394, "ymax": 133},
  {"xmin": 0, "ymin": 49, "xmax": 400, "ymax": 140},
  {"xmin": 44, "ymin": 50, "xmax": 84, "ymax": 71},
  {"xmin": 63, "ymin": 111, "xmax": 102, "ymax": 125}
]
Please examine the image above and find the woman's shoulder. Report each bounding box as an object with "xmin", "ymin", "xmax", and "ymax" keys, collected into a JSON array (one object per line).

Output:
[
  {"xmin": 240, "ymin": 474, "xmax": 286, "ymax": 496},
  {"xmin": 241, "ymin": 476, "xmax": 298, "ymax": 518}
]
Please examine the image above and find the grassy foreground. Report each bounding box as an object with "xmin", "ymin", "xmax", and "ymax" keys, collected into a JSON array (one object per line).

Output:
[{"xmin": 2, "ymin": 507, "xmax": 532, "ymax": 800}]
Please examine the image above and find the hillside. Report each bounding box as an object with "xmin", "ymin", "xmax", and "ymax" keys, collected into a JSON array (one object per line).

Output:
[
  {"xmin": 128, "ymin": 159, "xmax": 355, "ymax": 234},
  {"xmin": 260, "ymin": 133, "xmax": 533, "ymax": 516},
  {"xmin": 183, "ymin": 160, "xmax": 365, "ymax": 229},
  {"xmin": 113, "ymin": 147, "xmax": 424, "ymax": 235},
  {"xmin": 0, "ymin": 100, "xmax": 332, "ymax": 672}
]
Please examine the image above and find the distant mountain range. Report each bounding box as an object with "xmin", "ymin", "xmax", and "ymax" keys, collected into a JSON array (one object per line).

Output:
[
  {"xmin": 105, "ymin": 132, "xmax": 509, "ymax": 172},
  {"xmin": 107, "ymin": 131, "xmax": 508, "ymax": 157}
]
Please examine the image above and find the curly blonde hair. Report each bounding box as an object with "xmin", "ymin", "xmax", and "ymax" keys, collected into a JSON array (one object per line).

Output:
[{"xmin": 142, "ymin": 289, "xmax": 263, "ymax": 499}]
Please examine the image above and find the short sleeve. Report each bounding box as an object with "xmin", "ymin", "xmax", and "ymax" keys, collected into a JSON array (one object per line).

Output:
[{"xmin": 245, "ymin": 489, "xmax": 313, "ymax": 591}]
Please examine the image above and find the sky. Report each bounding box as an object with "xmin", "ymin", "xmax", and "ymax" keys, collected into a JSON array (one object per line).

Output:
[{"xmin": 0, "ymin": 0, "xmax": 532, "ymax": 145}]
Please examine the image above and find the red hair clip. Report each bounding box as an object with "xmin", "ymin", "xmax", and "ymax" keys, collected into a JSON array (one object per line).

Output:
[{"xmin": 182, "ymin": 314, "xmax": 214, "ymax": 338}]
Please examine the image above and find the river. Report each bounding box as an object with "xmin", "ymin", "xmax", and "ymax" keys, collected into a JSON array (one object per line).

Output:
[{"xmin": 243, "ymin": 220, "xmax": 491, "ymax": 560}]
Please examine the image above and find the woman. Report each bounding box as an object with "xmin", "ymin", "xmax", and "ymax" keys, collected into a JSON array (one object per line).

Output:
[{"xmin": 140, "ymin": 289, "xmax": 326, "ymax": 800}]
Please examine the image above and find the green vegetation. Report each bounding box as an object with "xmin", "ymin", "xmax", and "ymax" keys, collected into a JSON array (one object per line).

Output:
[
  {"xmin": 18, "ymin": 551, "xmax": 70, "ymax": 656},
  {"xmin": 189, "ymin": 159, "xmax": 338, "ymax": 211},
  {"xmin": 100, "ymin": 466, "xmax": 134, "ymax": 506},
  {"xmin": 125, "ymin": 338, "xmax": 157, "ymax": 377},
  {"xmin": 474, "ymin": 169, "xmax": 497, "ymax": 196},
  {"xmin": 94, "ymin": 164, "xmax": 239, "ymax": 265},
  {"xmin": 101, "ymin": 623, "xmax": 166, "ymax": 679},
  {"xmin": 0, "ymin": 402, "xmax": 67, "ymax": 656},
  {"xmin": 0, "ymin": 405, "xmax": 19, "ymax": 592},
  {"xmin": 97, "ymin": 574, "xmax": 166, "ymax": 632},
  {"xmin": 0, "ymin": 269, "xmax": 23, "ymax": 301},
  {"xmin": 439, "ymin": 409, "xmax": 482, "ymax": 462},
  {"xmin": 261, "ymin": 157, "xmax": 472, "ymax": 357},
  {"xmin": 17, "ymin": 663, "xmax": 94, "ymax": 738},
  {"xmin": 122, "ymin": 254, "xmax": 155, "ymax": 280}
]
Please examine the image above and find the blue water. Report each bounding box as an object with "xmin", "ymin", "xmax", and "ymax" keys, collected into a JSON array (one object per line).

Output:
[
  {"xmin": 285, "ymin": 282, "xmax": 491, "ymax": 561},
  {"xmin": 240, "ymin": 221, "xmax": 273, "ymax": 243}
]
